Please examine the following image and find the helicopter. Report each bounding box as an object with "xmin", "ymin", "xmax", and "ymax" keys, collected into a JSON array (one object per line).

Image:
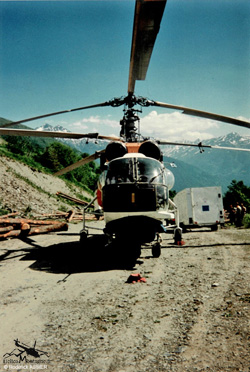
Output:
[{"xmin": 0, "ymin": 0, "xmax": 250, "ymax": 260}]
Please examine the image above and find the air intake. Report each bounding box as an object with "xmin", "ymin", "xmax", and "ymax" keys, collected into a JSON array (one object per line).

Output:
[
  {"xmin": 138, "ymin": 140, "xmax": 162, "ymax": 160},
  {"xmin": 105, "ymin": 141, "xmax": 128, "ymax": 161}
]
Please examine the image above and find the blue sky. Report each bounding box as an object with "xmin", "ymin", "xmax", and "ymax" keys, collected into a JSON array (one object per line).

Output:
[{"xmin": 0, "ymin": 0, "xmax": 249, "ymax": 142}]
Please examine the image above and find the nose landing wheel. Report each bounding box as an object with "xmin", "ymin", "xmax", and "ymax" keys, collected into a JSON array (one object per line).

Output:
[
  {"xmin": 152, "ymin": 233, "xmax": 162, "ymax": 257},
  {"xmin": 174, "ymin": 227, "xmax": 183, "ymax": 245}
]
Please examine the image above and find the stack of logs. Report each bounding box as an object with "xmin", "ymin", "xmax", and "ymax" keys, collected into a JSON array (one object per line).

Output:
[
  {"xmin": 0, "ymin": 191, "xmax": 103, "ymax": 240},
  {"xmin": 36, "ymin": 210, "xmax": 101, "ymax": 222},
  {"xmin": 0, "ymin": 215, "xmax": 68, "ymax": 240}
]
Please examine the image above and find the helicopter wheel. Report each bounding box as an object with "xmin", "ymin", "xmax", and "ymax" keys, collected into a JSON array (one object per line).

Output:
[
  {"xmin": 174, "ymin": 227, "xmax": 183, "ymax": 245},
  {"xmin": 152, "ymin": 242, "xmax": 161, "ymax": 258},
  {"xmin": 79, "ymin": 230, "xmax": 88, "ymax": 244}
]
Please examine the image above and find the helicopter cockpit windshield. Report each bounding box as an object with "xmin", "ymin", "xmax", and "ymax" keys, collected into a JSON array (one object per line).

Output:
[
  {"xmin": 102, "ymin": 154, "xmax": 176, "ymax": 242},
  {"xmin": 105, "ymin": 155, "xmax": 174, "ymax": 188},
  {"xmin": 102, "ymin": 155, "xmax": 175, "ymax": 213}
]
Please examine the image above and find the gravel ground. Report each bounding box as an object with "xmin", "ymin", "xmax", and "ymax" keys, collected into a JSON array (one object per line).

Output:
[{"xmin": 0, "ymin": 221, "xmax": 249, "ymax": 372}]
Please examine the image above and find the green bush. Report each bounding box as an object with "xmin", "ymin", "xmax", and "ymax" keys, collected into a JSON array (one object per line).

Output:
[{"xmin": 243, "ymin": 214, "xmax": 250, "ymax": 228}]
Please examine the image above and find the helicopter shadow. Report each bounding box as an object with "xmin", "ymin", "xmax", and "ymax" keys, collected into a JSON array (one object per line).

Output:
[{"xmin": 18, "ymin": 234, "xmax": 142, "ymax": 275}]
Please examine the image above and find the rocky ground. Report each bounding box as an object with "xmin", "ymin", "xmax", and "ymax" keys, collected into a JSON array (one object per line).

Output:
[
  {"xmin": 0, "ymin": 155, "xmax": 92, "ymax": 215},
  {"xmin": 0, "ymin": 221, "xmax": 249, "ymax": 372}
]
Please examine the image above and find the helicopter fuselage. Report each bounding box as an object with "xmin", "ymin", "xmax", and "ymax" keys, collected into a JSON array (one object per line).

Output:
[{"xmin": 98, "ymin": 152, "xmax": 175, "ymax": 244}]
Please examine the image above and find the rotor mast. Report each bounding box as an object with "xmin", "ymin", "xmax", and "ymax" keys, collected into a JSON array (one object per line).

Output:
[{"xmin": 121, "ymin": 0, "xmax": 167, "ymax": 142}]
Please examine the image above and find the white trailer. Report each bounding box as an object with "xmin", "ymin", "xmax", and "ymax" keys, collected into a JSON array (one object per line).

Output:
[{"xmin": 173, "ymin": 186, "xmax": 224, "ymax": 231}]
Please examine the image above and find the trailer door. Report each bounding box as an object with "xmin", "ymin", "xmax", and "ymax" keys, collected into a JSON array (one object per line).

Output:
[{"xmin": 192, "ymin": 187, "xmax": 222, "ymax": 225}]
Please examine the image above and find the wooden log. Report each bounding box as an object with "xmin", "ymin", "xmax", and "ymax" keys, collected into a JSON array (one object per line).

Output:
[
  {"xmin": 67, "ymin": 210, "xmax": 75, "ymax": 222},
  {"xmin": 28, "ymin": 222, "xmax": 68, "ymax": 235},
  {"xmin": 33, "ymin": 213, "xmax": 68, "ymax": 220},
  {"xmin": 0, "ymin": 222, "xmax": 68, "ymax": 239},
  {"xmin": 0, "ymin": 229, "xmax": 21, "ymax": 239},
  {"xmin": 0, "ymin": 212, "xmax": 19, "ymax": 218},
  {"xmin": 21, "ymin": 222, "xmax": 30, "ymax": 230},
  {"xmin": 0, "ymin": 218, "xmax": 65, "ymax": 226},
  {"xmin": 56, "ymin": 191, "xmax": 93, "ymax": 206},
  {"xmin": 0, "ymin": 225, "xmax": 14, "ymax": 233},
  {"xmin": 20, "ymin": 223, "xmax": 31, "ymax": 236}
]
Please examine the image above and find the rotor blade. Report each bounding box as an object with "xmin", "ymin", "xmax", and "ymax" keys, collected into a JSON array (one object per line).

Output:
[
  {"xmin": 209, "ymin": 146, "xmax": 250, "ymax": 152},
  {"xmin": 1, "ymin": 101, "xmax": 111, "ymax": 128},
  {"xmin": 158, "ymin": 140, "xmax": 250, "ymax": 152},
  {"xmin": 152, "ymin": 101, "xmax": 250, "ymax": 129},
  {"xmin": 128, "ymin": 0, "xmax": 167, "ymax": 94},
  {"xmin": 0, "ymin": 127, "xmax": 121, "ymax": 141},
  {"xmin": 54, "ymin": 150, "xmax": 105, "ymax": 176}
]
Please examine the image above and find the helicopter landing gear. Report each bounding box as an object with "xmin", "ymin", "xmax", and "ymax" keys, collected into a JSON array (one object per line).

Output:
[
  {"xmin": 152, "ymin": 233, "xmax": 162, "ymax": 257},
  {"xmin": 174, "ymin": 226, "xmax": 183, "ymax": 245},
  {"xmin": 79, "ymin": 229, "xmax": 88, "ymax": 243}
]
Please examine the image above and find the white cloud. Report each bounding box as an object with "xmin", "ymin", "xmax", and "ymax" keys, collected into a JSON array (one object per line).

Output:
[
  {"xmin": 69, "ymin": 121, "xmax": 89, "ymax": 131},
  {"xmin": 140, "ymin": 111, "xmax": 219, "ymax": 142},
  {"xmin": 70, "ymin": 115, "xmax": 119, "ymax": 130}
]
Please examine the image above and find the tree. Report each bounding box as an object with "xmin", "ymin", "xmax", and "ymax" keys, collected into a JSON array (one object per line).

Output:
[
  {"xmin": 39, "ymin": 142, "xmax": 100, "ymax": 191},
  {"xmin": 169, "ymin": 189, "xmax": 176, "ymax": 199},
  {"xmin": 39, "ymin": 142, "xmax": 81, "ymax": 172},
  {"xmin": 4, "ymin": 135, "xmax": 39, "ymax": 156},
  {"xmin": 223, "ymin": 180, "xmax": 250, "ymax": 211}
]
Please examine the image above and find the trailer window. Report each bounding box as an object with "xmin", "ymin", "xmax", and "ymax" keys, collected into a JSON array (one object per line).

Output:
[{"xmin": 202, "ymin": 205, "xmax": 210, "ymax": 212}]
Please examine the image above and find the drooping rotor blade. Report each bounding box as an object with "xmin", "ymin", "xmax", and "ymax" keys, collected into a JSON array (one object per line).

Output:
[
  {"xmin": 152, "ymin": 100, "xmax": 250, "ymax": 129},
  {"xmin": 209, "ymin": 145, "xmax": 250, "ymax": 152},
  {"xmin": 54, "ymin": 150, "xmax": 105, "ymax": 176},
  {"xmin": 0, "ymin": 127, "xmax": 121, "ymax": 141},
  {"xmin": 128, "ymin": 0, "xmax": 167, "ymax": 94},
  {"xmin": 157, "ymin": 140, "xmax": 250, "ymax": 152},
  {"xmin": 1, "ymin": 101, "xmax": 111, "ymax": 128}
]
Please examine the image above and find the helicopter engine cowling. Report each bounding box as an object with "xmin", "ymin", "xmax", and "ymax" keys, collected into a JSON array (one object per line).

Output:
[
  {"xmin": 138, "ymin": 140, "xmax": 162, "ymax": 161},
  {"xmin": 105, "ymin": 141, "xmax": 127, "ymax": 161}
]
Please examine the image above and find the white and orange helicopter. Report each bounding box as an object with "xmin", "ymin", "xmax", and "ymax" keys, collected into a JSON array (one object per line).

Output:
[{"xmin": 0, "ymin": 0, "xmax": 250, "ymax": 259}]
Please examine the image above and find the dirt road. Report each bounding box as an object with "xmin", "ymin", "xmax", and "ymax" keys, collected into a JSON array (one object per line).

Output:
[{"xmin": 1, "ymin": 222, "xmax": 249, "ymax": 372}]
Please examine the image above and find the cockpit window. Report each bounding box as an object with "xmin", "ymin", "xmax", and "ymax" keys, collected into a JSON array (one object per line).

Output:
[
  {"xmin": 137, "ymin": 158, "xmax": 164, "ymax": 183},
  {"xmin": 105, "ymin": 158, "xmax": 132, "ymax": 184},
  {"xmin": 105, "ymin": 157, "xmax": 165, "ymax": 185}
]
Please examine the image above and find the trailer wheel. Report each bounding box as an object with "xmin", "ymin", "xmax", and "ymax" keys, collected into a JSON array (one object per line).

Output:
[
  {"xmin": 211, "ymin": 224, "xmax": 218, "ymax": 231},
  {"xmin": 180, "ymin": 223, "xmax": 187, "ymax": 233}
]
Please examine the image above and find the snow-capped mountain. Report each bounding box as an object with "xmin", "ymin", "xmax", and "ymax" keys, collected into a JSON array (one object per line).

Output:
[
  {"xmin": 161, "ymin": 132, "xmax": 250, "ymax": 159},
  {"xmin": 161, "ymin": 132, "xmax": 250, "ymax": 192},
  {"xmin": 35, "ymin": 123, "xmax": 109, "ymax": 153},
  {"xmin": 36, "ymin": 123, "xmax": 70, "ymax": 133}
]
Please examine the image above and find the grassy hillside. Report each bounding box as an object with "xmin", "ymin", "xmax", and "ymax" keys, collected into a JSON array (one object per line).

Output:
[{"xmin": 0, "ymin": 122, "xmax": 100, "ymax": 194}]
